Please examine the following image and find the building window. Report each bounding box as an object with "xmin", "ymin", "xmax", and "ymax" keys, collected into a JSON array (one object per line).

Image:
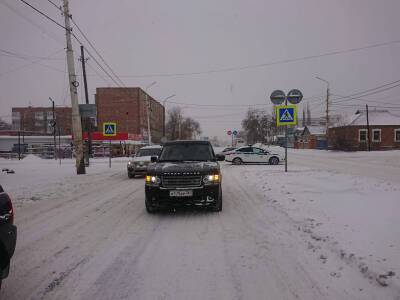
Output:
[
  {"xmin": 395, "ymin": 129, "xmax": 400, "ymax": 142},
  {"xmin": 359, "ymin": 129, "xmax": 367, "ymax": 142},
  {"xmin": 35, "ymin": 111, "xmax": 44, "ymax": 120},
  {"xmin": 47, "ymin": 111, "xmax": 53, "ymax": 120},
  {"xmin": 372, "ymin": 129, "xmax": 381, "ymax": 142},
  {"xmin": 12, "ymin": 111, "xmax": 20, "ymax": 130}
]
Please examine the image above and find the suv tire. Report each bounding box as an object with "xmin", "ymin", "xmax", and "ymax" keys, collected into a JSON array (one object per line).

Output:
[
  {"xmin": 211, "ymin": 188, "xmax": 222, "ymax": 212},
  {"xmin": 145, "ymin": 195, "xmax": 157, "ymax": 214}
]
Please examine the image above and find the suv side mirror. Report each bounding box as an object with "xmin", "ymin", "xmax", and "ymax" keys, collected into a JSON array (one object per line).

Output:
[
  {"xmin": 150, "ymin": 156, "xmax": 158, "ymax": 163},
  {"xmin": 216, "ymin": 154, "xmax": 225, "ymax": 161}
]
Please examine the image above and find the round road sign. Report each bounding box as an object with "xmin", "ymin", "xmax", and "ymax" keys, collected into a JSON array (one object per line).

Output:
[
  {"xmin": 287, "ymin": 89, "xmax": 303, "ymax": 104},
  {"xmin": 232, "ymin": 130, "xmax": 238, "ymax": 136},
  {"xmin": 227, "ymin": 130, "xmax": 232, "ymax": 136},
  {"xmin": 270, "ymin": 90, "xmax": 286, "ymax": 105}
]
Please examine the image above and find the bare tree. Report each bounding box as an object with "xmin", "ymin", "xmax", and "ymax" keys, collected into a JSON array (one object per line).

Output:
[
  {"xmin": 241, "ymin": 108, "xmax": 275, "ymax": 144},
  {"xmin": 165, "ymin": 106, "xmax": 202, "ymax": 141}
]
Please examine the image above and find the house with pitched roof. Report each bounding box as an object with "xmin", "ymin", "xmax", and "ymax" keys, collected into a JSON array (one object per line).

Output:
[{"xmin": 328, "ymin": 110, "xmax": 400, "ymax": 151}]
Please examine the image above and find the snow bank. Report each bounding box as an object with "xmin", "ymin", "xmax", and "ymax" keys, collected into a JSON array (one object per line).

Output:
[{"xmin": 237, "ymin": 149, "xmax": 400, "ymax": 292}]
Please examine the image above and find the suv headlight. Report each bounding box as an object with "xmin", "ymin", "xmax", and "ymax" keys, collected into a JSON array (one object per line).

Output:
[
  {"xmin": 146, "ymin": 175, "xmax": 161, "ymax": 186},
  {"xmin": 203, "ymin": 174, "xmax": 220, "ymax": 185}
]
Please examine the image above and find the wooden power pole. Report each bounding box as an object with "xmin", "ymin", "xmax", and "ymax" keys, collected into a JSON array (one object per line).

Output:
[{"xmin": 63, "ymin": 0, "xmax": 85, "ymax": 174}]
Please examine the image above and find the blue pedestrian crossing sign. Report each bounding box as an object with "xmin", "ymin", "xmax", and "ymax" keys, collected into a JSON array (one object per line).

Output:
[
  {"xmin": 276, "ymin": 105, "xmax": 297, "ymax": 126},
  {"xmin": 103, "ymin": 122, "xmax": 117, "ymax": 137}
]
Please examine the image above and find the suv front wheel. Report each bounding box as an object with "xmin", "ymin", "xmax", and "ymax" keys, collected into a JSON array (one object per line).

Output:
[
  {"xmin": 211, "ymin": 188, "xmax": 222, "ymax": 212},
  {"xmin": 145, "ymin": 195, "xmax": 157, "ymax": 213}
]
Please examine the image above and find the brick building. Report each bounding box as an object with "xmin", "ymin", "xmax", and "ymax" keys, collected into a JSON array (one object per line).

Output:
[
  {"xmin": 12, "ymin": 106, "xmax": 72, "ymax": 135},
  {"xmin": 329, "ymin": 110, "xmax": 400, "ymax": 151},
  {"xmin": 95, "ymin": 87, "xmax": 165, "ymax": 143},
  {"xmin": 295, "ymin": 126, "xmax": 327, "ymax": 149}
]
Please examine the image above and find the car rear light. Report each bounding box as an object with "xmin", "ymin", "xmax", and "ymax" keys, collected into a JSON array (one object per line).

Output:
[{"xmin": 0, "ymin": 193, "xmax": 14, "ymax": 225}]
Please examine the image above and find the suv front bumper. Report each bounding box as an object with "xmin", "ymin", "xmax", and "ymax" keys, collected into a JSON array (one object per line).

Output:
[{"xmin": 145, "ymin": 185, "xmax": 220, "ymax": 208}]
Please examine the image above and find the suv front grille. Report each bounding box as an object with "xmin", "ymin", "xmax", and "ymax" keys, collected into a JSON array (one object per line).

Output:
[{"xmin": 161, "ymin": 174, "xmax": 202, "ymax": 188}]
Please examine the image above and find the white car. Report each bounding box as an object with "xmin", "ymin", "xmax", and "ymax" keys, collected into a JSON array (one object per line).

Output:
[
  {"xmin": 127, "ymin": 145, "xmax": 162, "ymax": 178},
  {"xmin": 224, "ymin": 146, "xmax": 283, "ymax": 165}
]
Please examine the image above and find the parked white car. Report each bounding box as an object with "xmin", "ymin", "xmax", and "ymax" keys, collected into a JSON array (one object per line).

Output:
[
  {"xmin": 127, "ymin": 145, "xmax": 162, "ymax": 178},
  {"xmin": 224, "ymin": 145, "xmax": 284, "ymax": 165}
]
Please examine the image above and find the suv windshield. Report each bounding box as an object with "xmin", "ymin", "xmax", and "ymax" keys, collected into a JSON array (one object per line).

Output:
[
  {"xmin": 136, "ymin": 148, "xmax": 162, "ymax": 157},
  {"xmin": 159, "ymin": 143, "xmax": 215, "ymax": 162}
]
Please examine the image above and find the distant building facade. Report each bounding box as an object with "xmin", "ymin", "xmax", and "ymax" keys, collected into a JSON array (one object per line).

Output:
[
  {"xmin": 11, "ymin": 107, "xmax": 72, "ymax": 135},
  {"xmin": 295, "ymin": 126, "xmax": 327, "ymax": 149},
  {"xmin": 328, "ymin": 110, "xmax": 400, "ymax": 151},
  {"xmin": 95, "ymin": 87, "xmax": 165, "ymax": 143}
]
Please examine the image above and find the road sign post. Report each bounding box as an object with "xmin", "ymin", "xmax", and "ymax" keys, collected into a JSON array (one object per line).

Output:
[
  {"xmin": 103, "ymin": 122, "xmax": 117, "ymax": 168},
  {"xmin": 270, "ymin": 90, "xmax": 303, "ymax": 172}
]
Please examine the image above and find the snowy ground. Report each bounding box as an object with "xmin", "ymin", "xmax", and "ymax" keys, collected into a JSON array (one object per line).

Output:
[{"xmin": 0, "ymin": 150, "xmax": 399, "ymax": 300}]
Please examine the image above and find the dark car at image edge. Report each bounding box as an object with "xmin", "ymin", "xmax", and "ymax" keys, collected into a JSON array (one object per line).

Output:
[
  {"xmin": 145, "ymin": 140, "xmax": 224, "ymax": 213},
  {"xmin": 0, "ymin": 185, "xmax": 17, "ymax": 290}
]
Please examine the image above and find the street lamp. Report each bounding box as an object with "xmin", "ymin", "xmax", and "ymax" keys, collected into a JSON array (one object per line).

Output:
[
  {"xmin": 315, "ymin": 76, "xmax": 330, "ymax": 148},
  {"xmin": 145, "ymin": 81, "xmax": 157, "ymax": 145},
  {"xmin": 162, "ymin": 94, "xmax": 176, "ymax": 139}
]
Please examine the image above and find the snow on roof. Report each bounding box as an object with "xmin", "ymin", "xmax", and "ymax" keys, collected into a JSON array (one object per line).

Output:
[
  {"xmin": 348, "ymin": 110, "xmax": 400, "ymax": 126},
  {"xmin": 306, "ymin": 126, "xmax": 326, "ymax": 135}
]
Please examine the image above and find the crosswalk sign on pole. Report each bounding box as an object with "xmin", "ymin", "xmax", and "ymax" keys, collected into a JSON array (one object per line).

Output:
[
  {"xmin": 276, "ymin": 105, "xmax": 297, "ymax": 126},
  {"xmin": 103, "ymin": 122, "xmax": 117, "ymax": 137}
]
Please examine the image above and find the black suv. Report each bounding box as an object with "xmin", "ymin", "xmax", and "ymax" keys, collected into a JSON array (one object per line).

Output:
[
  {"xmin": 145, "ymin": 140, "xmax": 224, "ymax": 213},
  {"xmin": 0, "ymin": 185, "xmax": 17, "ymax": 289}
]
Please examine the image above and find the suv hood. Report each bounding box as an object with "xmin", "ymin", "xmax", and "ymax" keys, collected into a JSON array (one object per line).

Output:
[
  {"xmin": 131, "ymin": 156, "xmax": 152, "ymax": 162},
  {"xmin": 148, "ymin": 161, "xmax": 219, "ymax": 174}
]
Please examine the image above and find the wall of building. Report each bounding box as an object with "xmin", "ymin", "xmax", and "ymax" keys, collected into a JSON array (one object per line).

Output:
[
  {"xmin": 96, "ymin": 87, "xmax": 165, "ymax": 144},
  {"xmin": 329, "ymin": 125, "xmax": 400, "ymax": 151},
  {"xmin": 12, "ymin": 107, "xmax": 72, "ymax": 135}
]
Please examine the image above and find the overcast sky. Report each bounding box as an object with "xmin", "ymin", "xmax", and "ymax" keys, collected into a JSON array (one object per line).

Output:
[{"xmin": 1, "ymin": 0, "xmax": 400, "ymax": 141}]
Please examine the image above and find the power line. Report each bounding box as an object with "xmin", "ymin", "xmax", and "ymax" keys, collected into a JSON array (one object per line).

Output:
[
  {"xmin": 331, "ymin": 103, "xmax": 400, "ymax": 110},
  {"xmin": 70, "ymin": 33, "xmax": 123, "ymax": 87},
  {"xmin": 69, "ymin": 16, "xmax": 126, "ymax": 87},
  {"xmin": 332, "ymin": 83, "xmax": 400, "ymax": 105},
  {"xmin": 46, "ymin": 0, "xmax": 61, "ymax": 10},
  {"xmin": 331, "ymin": 93, "xmax": 400, "ymax": 106},
  {"xmin": 114, "ymin": 39, "xmax": 400, "ymax": 78},
  {"xmin": 0, "ymin": 48, "xmax": 64, "ymax": 61},
  {"xmin": 17, "ymin": 0, "xmax": 66, "ymax": 30},
  {"xmin": 86, "ymin": 60, "xmax": 112, "ymax": 86},
  {"xmin": 0, "ymin": 49, "xmax": 65, "ymax": 77},
  {"xmin": 1, "ymin": 0, "xmax": 64, "ymax": 44},
  {"xmin": 331, "ymin": 79, "xmax": 400, "ymax": 103}
]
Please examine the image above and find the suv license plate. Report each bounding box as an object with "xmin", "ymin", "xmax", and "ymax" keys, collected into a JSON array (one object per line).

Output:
[{"xmin": 170, "ymin": 190, "xmax": 193, "ymax": 197}]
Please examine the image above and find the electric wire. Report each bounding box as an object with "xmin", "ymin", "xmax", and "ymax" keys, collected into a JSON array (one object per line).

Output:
[
  {"xmin": 69, "ymin": 16, "xmax": 126, "ymax": 87},
  {"xmin": 17, "ymin": 0, "xmax": 66, "ymax": 30}
]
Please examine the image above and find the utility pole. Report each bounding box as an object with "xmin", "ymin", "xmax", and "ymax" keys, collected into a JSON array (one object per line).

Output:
[
  {"xmin": 49, "ymin": 97, "xmax": 57, "ymax": 160},
  {"xmin": 366, "ymin": 104, "xmax": 371, "ymax": 151},
  {"xmin": 316, "ymin": 76, "xmax": 330, "ymax": 149},
  {"xmin": 326, "ymin": 85, "xmax": 330, "ymax": 147},
  {"xmin": 17, "ymin": 131, "xmax": 21, "ymax": 160},
  {"xmin": 80, "ymin": 45, "xmax": 91, "ymax": 166},
  {"xmin": 80, "ymin": 46, "xmax": 89, "ymax": 105},
  {"xmin": 63, "ymin": 0, "xmax": 85, "ymax": 174}
]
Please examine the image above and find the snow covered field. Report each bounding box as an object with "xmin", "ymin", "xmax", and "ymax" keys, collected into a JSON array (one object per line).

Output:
[{"xmin": 0, "ymin": 150, "xmax": 399, "ymax": 299}]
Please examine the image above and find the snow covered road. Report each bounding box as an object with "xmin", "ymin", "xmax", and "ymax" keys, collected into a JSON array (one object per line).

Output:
[{"xmin": 1, "ymin": 153, "xmax": 399, "ymax": 299}]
